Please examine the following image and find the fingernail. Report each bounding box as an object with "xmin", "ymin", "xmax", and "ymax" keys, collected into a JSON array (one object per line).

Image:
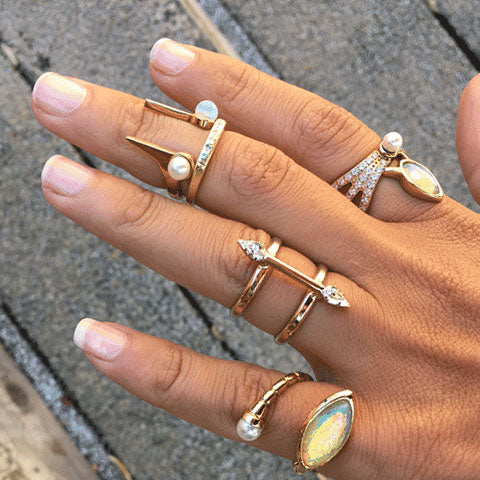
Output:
[
  {"xmin": 150, "ymin": 38, "xmax": 195, "ymax": 75},
  {"xmin": 41, "ymin": 155, "xmax": 93, "ymax": 196},
  {"xmin": 73, "ymin": 318, "xmax": 127, "ymax": 361},
  {"xmin": 32, "ymin": 72, "xmax": 86, "ymax": 116}
]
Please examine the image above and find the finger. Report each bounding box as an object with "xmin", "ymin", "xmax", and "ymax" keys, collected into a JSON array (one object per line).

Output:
[
  {"xmin": 457, "ymin": 74, "xmax": 480, "ymax": 204},
  {"xmin": 72, "ymin": 317, "xmax": 361, "ymax": 474},
  {"xmin": 41, "ymin": 155, "xmax": 373, "ymax": 354},
  {"xmin": 31, "ymin": 73, "xmax": 380, "ymax": 272},
  {"xmin": 149, "ymin": 40, "xmax": 433, "ymax": 221},
  {"xmin": 149, "ymin": 39, "xmax": 378, "ymax": 177}
]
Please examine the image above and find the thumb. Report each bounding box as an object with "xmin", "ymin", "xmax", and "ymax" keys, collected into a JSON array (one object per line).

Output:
[{"xmin": 457, "ymin": 74, "xmax": 480, "ymax": 204}]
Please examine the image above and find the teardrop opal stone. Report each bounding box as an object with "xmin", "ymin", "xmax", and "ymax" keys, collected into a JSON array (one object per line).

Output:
[
  {"xmin": 299, "ymin": 396, "xmax": 353, "ymax": 469},
  {"xmin": 402, "ymin": 161, "xmax": 441, "ymax": 197}
]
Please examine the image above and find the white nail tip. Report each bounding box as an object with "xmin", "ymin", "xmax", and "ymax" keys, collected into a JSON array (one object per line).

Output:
[{"xmin": 73, "ymin": 318, "xmax": 95, "ymax": 349}]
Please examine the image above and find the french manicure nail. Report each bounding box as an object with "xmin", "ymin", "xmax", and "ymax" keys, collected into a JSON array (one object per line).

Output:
[
  {"xmin": 42, "ymin": 155, "xmax": 92, "ymax": 196},
  {"xmin": 150, "ymin": 38, "xmax": 195, "ymax": 75},
  {"xmin": 73, "ymin": 318, "xmax": 126, "ymax": 361},
  {"xmin": 32, "ymin": 72, "xmax": 86, "ymax": 116}
]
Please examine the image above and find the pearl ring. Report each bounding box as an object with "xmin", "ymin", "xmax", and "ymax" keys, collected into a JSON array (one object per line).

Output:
[{"xmin": 126, "ymin": 99, "xmax": 225, "ymax": 203}]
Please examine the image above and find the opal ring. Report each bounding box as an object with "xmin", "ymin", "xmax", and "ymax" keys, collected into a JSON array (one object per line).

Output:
[
  {"xmin": 274, "ymin": 264, "xmax": 328, "ymax": 344},
  {"xmin": 293, "ymin": 390, "xmax": 354, "ymax": 473},
  {"xmin": 230, "ymin": 238, "xmax": 282, "ymax": 318},
  {"xmin": 236, "ymin": 372, "xmax": 312, "ymax": 441},
  {"xmin": 126, "ymin": 99, "xmax": 225, "ymax": 203},
  {"xmin": 332, "ymin": 132, "xmax": 444, "ymax": 212},
  {"xmin": 237, "ymin": 239, "xmax": 349, "ymax": 308}
]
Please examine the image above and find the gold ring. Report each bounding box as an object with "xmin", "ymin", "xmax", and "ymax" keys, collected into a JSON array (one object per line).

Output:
[
  {"xmin": 236, "ymin": 372, "xmax": 312, "ymax": 442},
  {"xmin": 126, "ymin": 98, "xmax": 224, "ymax": 202},
  {"xmin": 274, "ymin": 264, "xmax": 327, "ymax": 344},
  {"xmin": 293, "ymin": 390, "xmax": 354, "ymax": 474},
  {"xmin": 238, "ymin": 239, "xmax": 349, "ymax": 308},
  {"xmin": 332, "ymin": 132, "xmax": 443, "ymax": 212},
  {"xmin": 230, "ymin": 238, "xmax": 282, "ymax": 317},
  {"xmin": 186, "ymin": 118, "xmax": 226, "ymax": 204}
]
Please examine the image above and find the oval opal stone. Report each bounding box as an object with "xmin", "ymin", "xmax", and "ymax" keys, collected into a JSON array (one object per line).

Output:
[
  {"xmin": 299, "ymin": 397, "xmax": 353, "ymax": 469},
  {"xmin": 402, "ymin": 161, "xmax": 441, "ymax": 196}
]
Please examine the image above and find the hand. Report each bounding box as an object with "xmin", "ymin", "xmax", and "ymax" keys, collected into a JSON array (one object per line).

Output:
[{"xmin": 31, "ymin": 39, "xmax": 480, "ymax": 479}]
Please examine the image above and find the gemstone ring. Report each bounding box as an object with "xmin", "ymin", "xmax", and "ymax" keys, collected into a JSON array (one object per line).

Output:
[{"xmin": 332, "ymin": 132, "xmax": 444, "ymax": 212}]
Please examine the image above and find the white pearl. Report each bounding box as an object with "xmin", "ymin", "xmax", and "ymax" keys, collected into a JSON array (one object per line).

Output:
[
  {"xmin": 236, "ymin": 418, "xmax": 262, "ymax": 441},
  {"xmin": 195, "ymin": 100, "xmax": 218, "ymax": 122},
  {"xmin": 381, "ymin": 131, "xmax": 403, "ymax": 153},
  {"xmin": 168, "ymin": 155, "xmax": 191, "ymax": 181}
]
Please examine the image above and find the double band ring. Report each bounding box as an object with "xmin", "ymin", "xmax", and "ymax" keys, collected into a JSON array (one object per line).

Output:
[
  {"xmin": 332, "ymin": 132, "xmax": 444, "ymax": 211},
  {"xmin": 126, "ymin": 99, "xmax": 226, "ymax": 204},
  {"xmin": 233, "ymin": 238, "xmax": 349, "ymax": 343}
]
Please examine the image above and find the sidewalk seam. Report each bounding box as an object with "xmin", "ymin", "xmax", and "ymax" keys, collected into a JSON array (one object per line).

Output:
[{"xmin": 426, "ymin": 0, "xmax": 480, "ymax": 71}]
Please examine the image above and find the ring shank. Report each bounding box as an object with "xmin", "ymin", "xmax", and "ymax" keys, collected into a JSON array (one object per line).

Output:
[
  {"xmin": 274, "ymin": 264, "xmax": 327, "ymax": 344},
  {"xmin": 230, "ymin": 238, "xmax": 282, "ymax": 317}
]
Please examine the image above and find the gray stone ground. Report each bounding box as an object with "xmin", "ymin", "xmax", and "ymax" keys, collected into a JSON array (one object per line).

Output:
[{"xmin": 0, "ymin": 1, "xmax": 479, "ymax": 479}]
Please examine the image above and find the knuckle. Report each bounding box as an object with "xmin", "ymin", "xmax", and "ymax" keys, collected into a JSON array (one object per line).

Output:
[
  {"xmin": 291, "ymin": 95, "xmax": 369, "ymax": 161},
  {"xmin": 217, "ymin": 62, "xmax": 259, "ymax": 107},
  {"xmin": 116, "ymin": 187, "xmax": 161, "ymax": 232},
  {"xmin": 226, "ymin": 135, "xmax": 293, "ymax": 203},
  {"xmin": 217, "ymin": 224, "xmax": 270, "ymax": 293},
  {"xmin": 148, "ymin": 344, "xmax": 187, "ymax": 405},
  {"xmin": 115, "ymin": 96, "xmax": 147, "ymax": 148},
  {"xmin": 115, "ymin": 96, "xmax": 174, "ymax": 157}
]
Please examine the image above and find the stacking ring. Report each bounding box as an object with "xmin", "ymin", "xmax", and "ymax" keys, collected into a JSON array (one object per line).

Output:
[
  {"xmin": 186, "ymin": 118, "xmax": 226, "ymax": 204},
  {"xmin": 230, "ymin": 238, "xmax": 282, "ymax": 317},
  {"xmin": 236, "ymin": 372, "xmax": 312, "ymax": 441},
  {"xmin": 126, "ymin": 99, "xmax": 226, "ymax": 204},
  {"xmin": 274, "ymin": 264, "xmax": 327, "ymax": 344},
  {"xmin": 237, "ymin": 239, "xmax": 349, "ymax": 308},
  {"xmin": 332, "ymin": 132, "xmax": 443, "ymax": 211}
]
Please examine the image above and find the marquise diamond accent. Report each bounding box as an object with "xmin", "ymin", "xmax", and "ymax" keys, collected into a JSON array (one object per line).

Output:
[
  {"xmin": 322, "ymin": 285, "xmax": 350, "ymax": 308},
  {"xmin": 332, "ymin": 150, "xmax": 391, "ymax": 211},
  {"xmin": 238, "ymin": 240, "xmax": 268, "ymax": 261}
]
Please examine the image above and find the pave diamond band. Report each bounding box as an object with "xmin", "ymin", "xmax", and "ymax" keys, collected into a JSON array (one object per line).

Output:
[
  {"xmin": 332, "ymin": 150, "xmax": 389, "ymax": 212},
  {"xmin": 186, "ymin": 118, "xmax": 226, "ymax": 204},
  {"xmin": 332, "ymin": 132, "xmax": 444, "ymax": 211}
]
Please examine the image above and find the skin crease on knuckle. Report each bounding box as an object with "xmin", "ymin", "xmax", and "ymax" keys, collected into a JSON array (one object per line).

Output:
[
  {"xmin": 289, "ymin": 94, "xmax": 379, "ymax": 171},
  {"xmin": 225, "ymin": 135, "xmax": 295, "ymax": 208},
  {"xmin": 147, "ymin": 343, "xmax": 188, "ymax": 409},
  {"xmin": 217, "ymin": 60, "xmax": 260, "ymax": 110}
]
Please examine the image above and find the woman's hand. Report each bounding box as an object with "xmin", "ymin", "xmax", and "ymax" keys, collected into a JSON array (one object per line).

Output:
[{"xmin": 30, "ymin": 39, "xmax": 480, "ymax": 479}]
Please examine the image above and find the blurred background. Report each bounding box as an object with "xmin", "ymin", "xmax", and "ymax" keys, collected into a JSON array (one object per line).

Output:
[{"xmin": 0, "ymin": 1, "xmax": 478, "ymax": 478}]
